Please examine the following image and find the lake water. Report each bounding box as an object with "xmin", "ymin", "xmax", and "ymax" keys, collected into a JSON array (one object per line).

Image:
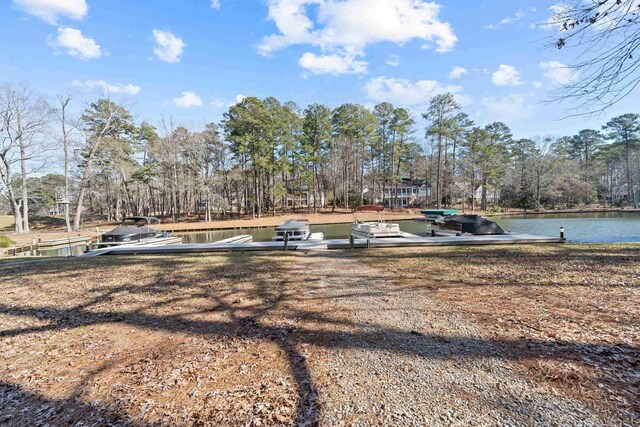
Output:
[
  {"xmin": 178, "ymin": 212, "xmax": 640, "ymax": 244},
  {"xmin": 33, "ymin": 211, "xmax": 640, "ymax": 256},
  {"xmin": 493, "ymin": 212, "xmax": 640, "ymax": 243}
]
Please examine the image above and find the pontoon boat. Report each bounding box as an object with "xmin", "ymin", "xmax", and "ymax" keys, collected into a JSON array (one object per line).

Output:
[
  {"xmin": 96, "ymin": 216, "xmax": 171, "ymax": 247},
  {"xmin": 351, "ymin": 205, "xmax": 403, "ymax": 239},
  {"xmin": 272, "ymin": 219, "xmax": 324, "ymax": 241}
]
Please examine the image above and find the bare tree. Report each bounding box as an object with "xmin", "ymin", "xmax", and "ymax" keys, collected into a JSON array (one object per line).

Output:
[
  {"xmin": 0, "ymin": 85, "xmax": 51, "ymax": 233},
  {"xmin": 546, "ymin": 0, "xmax": 640, "ymax": 113},
  {"xmin": 55, "ymin": 93, "xmax": 80, "ymax": 233}
]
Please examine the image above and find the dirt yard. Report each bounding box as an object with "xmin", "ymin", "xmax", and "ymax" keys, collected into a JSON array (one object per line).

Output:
[{"xmin": 0, "ymin": 244, "xmax": 638, "ymax": 426}]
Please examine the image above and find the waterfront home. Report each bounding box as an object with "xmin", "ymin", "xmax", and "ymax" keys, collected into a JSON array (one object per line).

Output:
[{"xmin": 382, "ymin": 179, "xmax": 431, "ymax": 207}]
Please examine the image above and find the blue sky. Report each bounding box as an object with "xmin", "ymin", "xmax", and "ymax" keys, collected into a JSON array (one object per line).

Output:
[{"xmin": 1, "ymin": 0, "xmax": 638, "ymax": 138}]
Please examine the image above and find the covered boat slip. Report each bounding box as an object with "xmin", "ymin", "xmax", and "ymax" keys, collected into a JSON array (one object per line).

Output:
[{"xmin": 82, "ymin": 232, "xmax": 565, "ymax": 256}]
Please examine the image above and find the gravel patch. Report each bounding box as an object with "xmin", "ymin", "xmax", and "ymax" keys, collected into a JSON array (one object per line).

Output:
[{"xmin": 294, "ymin": 251, "xmax": 605, "ymax": 426}]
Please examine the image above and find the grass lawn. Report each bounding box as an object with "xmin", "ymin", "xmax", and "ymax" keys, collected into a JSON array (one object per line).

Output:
[
  {"xmin": 0, "ymin": 244, "xmax": 638, "ymax": 425},
  {"xmin": 0, "ymin": 215, "xmax": 14, "ymax": 232}
]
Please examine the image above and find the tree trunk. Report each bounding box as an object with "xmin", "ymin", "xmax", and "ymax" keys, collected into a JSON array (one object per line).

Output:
[
  {"xmin": 17, "ymin": 112, "xmax": 30, "ymax": 233},
  {"xmin": 436, "ymin": 134, "xmax": 442, "ymax": 209},
  {"xmin": 73, "ymin": 142, "xmax": 100, "ymax": 231}
]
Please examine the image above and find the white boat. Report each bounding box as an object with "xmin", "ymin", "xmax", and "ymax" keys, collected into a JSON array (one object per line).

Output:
[
  {"xmin": 272, "ymin": 219, "xmax": 324, "ymax": 241},
  {"xmin": 351, "ymin": 205, "xmax": 403, "ymax": 239}
]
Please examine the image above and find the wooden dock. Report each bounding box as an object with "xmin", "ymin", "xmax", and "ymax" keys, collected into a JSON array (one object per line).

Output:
[
  {"xmin": 82, "ymin": 233, "xmax": 565, "ymax": 256},
  {"xmin": 37, "ymin": 236, "xmax": 94, "ymax": 247},
  {"xmin": 8, "ymin": 236, "xmax": 97, "ymax": 256}
]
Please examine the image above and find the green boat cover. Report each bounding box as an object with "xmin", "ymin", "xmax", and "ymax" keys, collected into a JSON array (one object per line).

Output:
[{"xmin": 421, "ymin": 209, "xmax": 459, "ymax": 216}]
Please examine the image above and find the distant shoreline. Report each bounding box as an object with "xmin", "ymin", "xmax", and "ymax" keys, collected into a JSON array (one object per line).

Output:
[{"xmin": 485, "ymin": 207, "xmax": 640, "ymax": 218}]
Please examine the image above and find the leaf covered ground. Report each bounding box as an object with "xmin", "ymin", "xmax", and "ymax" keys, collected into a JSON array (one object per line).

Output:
[
  {"xmin": 357, "ymin": 244, "xmax": 640, "ymax": 422},
  {"xmin": 0, "ymin": 244, "xmax": 638, "ymax": 425}
]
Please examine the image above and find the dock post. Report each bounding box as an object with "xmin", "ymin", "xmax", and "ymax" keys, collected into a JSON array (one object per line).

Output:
[
  {"xmin": 430, "ymin": 229, "xmax": 436, "ymax": 237},
  {"xmin": 284, "ymin": 233, "xmax": 289, "ymax": 251},
  {"xmin": 366, "ymin": 238, "xmax": 370, "ymax": 249},
  {"xmin": 349, "ymin": 235, "xmax": 354, "ymax": 249},
  {"xmin": 560, "ymin": 227, "xmax": 565, "ymax": 239}
]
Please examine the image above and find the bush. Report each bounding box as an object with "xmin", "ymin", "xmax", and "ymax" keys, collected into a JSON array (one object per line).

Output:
[{"xmin": 0, "ymin": 235, "xmax": 16, "ymax": 248}]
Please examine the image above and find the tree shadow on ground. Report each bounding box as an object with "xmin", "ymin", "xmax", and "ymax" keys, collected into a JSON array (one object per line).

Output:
[
  {"xmin": 0, "ymin": 381, "xmax": 146, "ymax": 427},
  {"xmin": 0, "ymin": 250, "xmax": 638, "ymax": 424}
]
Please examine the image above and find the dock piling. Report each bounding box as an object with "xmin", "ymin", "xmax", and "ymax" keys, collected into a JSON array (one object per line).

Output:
[{"xmin": 560, "ymin": 227, "xmax": 565, "ymax": 239}]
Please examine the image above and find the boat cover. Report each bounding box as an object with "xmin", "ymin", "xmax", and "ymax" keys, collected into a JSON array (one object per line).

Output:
[
  {"xmin": 275, "ymin": 219, "xmax": 309, "ymax": 231},
  {"xmin": 439, "ymin": 215, "xmax": 504, "ymax": 235}
]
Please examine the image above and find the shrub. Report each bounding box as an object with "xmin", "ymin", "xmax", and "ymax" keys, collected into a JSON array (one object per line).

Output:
[{"xmin": 0, "ymin": 235, "xmax": 16, "ymax": 248}]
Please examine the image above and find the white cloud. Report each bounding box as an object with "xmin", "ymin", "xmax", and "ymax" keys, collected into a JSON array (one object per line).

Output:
[
  {"xmin": 48, "ymin": 27, "xmax": 101, "ymax": 60},
  {"xmin": 543, "ymin": 4, "xmax": 569, "ymax": 30},
  {"xmin": 258, "ymin": 0, "xmax": 457, "ymax": 74},
  {"xmin": 71, "ymin": 80, "xmax": 141, "ymax": 94},
  {"xmin": 492, "ymin": 64, "xmax": 522, "ymax": 86},
  {"xmin": 299, "ymin": 52, "xmax": 367, "ymax": 75},
  {"xmin": 211, "ymin": 97, "xmax": 225, "ymax": 108},
  {"xmin": 386, "ymin": 54, "xmax": 400, "ymax": 67},
  {"xmin": 486, "ymin": 9, "xmax": 524, "ymax": 29},
  {"xmin": 211, "ymin": 0, "xmax": 220, "ymax": 9},
  {"xmin": 235, "ymin": 94, "xmax": 247, "ymax": 104},
  {"xmin": 448, "ymin": 66, "xmax": 468, "ymax": 79},
  {"xmin": 152, "ymin": 29, "xmax": 185, "ymax": 64},
  {"xmin": 479, "ymin": 93, "xmax": 532, "ymax": 122},
  {"xmin": 172, "ymin": 91, "xmax": 203, "ymax": 108},
  {"xmin": 364, "ymin": 76, "xmax": 469, "ymax": 106},
  {"xmin": 501, "ymin": 10, "xmax": 524, "ymax": 24},
  {"xmin": 532, "ymin": 80, "xmax": 544, "ymax": 89},
  {"xmin": 13, "ymin": 0, "xmax": 87, "ymax": 24},
  {"xmin": 539, "ymin": 60, "xmax": 578, "ymax": 85}
]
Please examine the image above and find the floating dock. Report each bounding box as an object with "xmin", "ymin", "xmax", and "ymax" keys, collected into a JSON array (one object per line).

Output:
[
  {"xmin": 83, "ymin": 236, "xmax": 183, "ymax": 257},
  {"xmin": 81, "ymin": 233, "xmax": 565, "ymax": 256}
]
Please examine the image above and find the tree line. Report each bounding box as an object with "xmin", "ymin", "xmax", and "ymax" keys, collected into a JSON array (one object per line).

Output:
[{"xmin": 1, "ymin": 84, "xmax": 639, "ymax": 233}]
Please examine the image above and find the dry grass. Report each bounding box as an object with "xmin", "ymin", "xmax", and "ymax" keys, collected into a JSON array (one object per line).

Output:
[
  {"xmin": 357, "ymin": 243, "xmax": 640, "ymax": 423},
  {"xmin": 0, "ymin": 215, "xmax": 14, "ymax": 232}
]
